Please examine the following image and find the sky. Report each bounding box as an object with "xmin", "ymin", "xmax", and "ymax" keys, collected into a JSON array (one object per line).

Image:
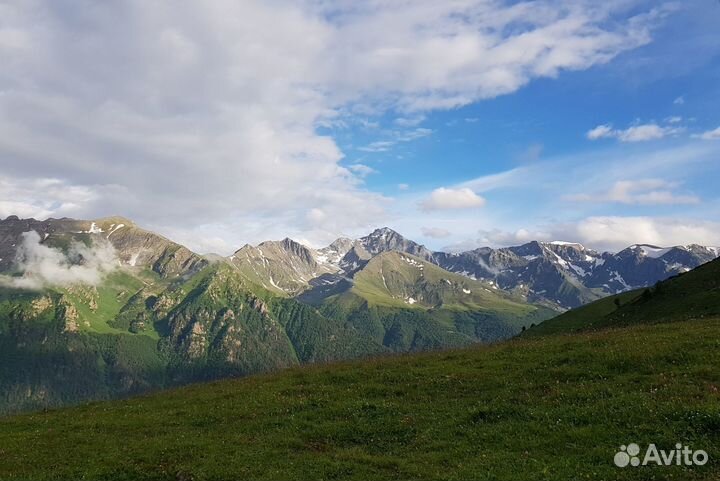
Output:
[{"xmin": 1, "ymin": 0, "xmax": 719, "ymax": 254}]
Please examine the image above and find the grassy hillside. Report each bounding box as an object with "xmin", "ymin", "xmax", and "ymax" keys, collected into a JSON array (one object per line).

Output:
[
  {"xmin": 352, "ymin": 251, "xmax": 542, "ymax": 315},
  {"xmin": 0, "ymin": 317, "xmax": 717, "ymax": 480},
  {"xmin": 526, "ymin": 257, "xmax": 720, "ymax": 337},
  {"xmin": 310, "ymin": 252, "xmax": 555, "ymax": 349}
]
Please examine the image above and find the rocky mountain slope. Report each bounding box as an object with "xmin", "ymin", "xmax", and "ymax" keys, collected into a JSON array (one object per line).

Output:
[
  {"xmin": 229, "ymin": 238, "xmax": 339, "ymax": 296},
  {"xmin": 0, "ymin": 215, "xmax": 207, "ymax": 278},
  {"xmin": 0, "ymin": 216, "xmax": 547, "ymax": 414},
  {"xmin": 435, "ymin": 240, "xmax": 719, "ymax": 309},
  {"xmin": 228, "ymin": 226, "xmax": 719, "ymax": 310},
  {"xmin": 524, "ymin": 253, "xmax": 720, "ymax": 337}
]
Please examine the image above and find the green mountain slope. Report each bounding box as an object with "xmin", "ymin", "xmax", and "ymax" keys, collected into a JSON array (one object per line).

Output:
[
  {"xmin": 525, "ymin": 256, "xmax": 720, "ymax": 337},
  {"xmin": 0, "ymin": 216, "xmax": 207, "ymax": 278},
  {"xmin": 304, "ymin": 252, "xmax": 555, "ymax": 350},
  {"xmin": 0, "ymin": 317, "xmax": 717, "ymax": 480},
  {"xmin": 352, "ymin": 251, "xmax": 545, "ymax": 314},
  {"xmin": 0, "ymin": 218, "xmax": 553, "ymax": 415},
  {"xmin": 0, "ymin": 249, "xmax": 553, "ymax": 413},
  {"xmin": 0, "ymin": 259, "xmax": 391, "ymax": 414}
]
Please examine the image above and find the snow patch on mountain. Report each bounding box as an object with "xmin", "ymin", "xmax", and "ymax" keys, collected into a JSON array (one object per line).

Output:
[{"xmin": 631, "ymin": 245, "xmax": 672, "ymax": 258}]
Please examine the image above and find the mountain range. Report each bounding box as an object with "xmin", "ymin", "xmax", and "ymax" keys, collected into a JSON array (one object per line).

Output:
[
  {"xmin": 0, "ymin": 214, "xmax": 717, "ymax": 413},
  {"xmin": 2, "ymin": 240, "xmax": 719, "ymax": 480},
  {"xmin": 227, "ymin": 224, "xmax": 719, "ymax": 309}
]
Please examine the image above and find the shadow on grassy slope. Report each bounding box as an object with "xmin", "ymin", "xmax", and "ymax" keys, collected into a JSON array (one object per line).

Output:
[{"xmin": 0, "ymin": 317, "xmax": 717, "ymax": 481}]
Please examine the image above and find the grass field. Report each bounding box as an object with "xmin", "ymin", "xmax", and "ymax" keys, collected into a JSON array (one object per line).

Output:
[{"xmin": 0, "ymin": 317, "xmax": 717, "ymax": 480}]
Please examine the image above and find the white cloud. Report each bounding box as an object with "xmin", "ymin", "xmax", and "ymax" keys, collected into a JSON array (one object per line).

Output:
[
  {"xmin": 0, "ymin": 177, "xmax": 107, "ymax": 220},
  {"xmin": 397, "ymin": 183, "xmax": 410, "ymax": 191},
  {"xmin": 694, "ymin": 127, "xmax": 720, "ymax": 140},
  {"xmin": 0, "ymin": 231, "xmax": 118, "ymax": 290},
  {"xmin": 674, "ymin": 96, "xmax": 685, "ymax": 105},
  {"xmin": 476, "ymin": 228, "xmax": 549, "ymax": 247},
  {"xmin": 569, "ymin": 216, "xmax": 720, "ymax": 251},
  {"xmin": 618, "ymin": 124, "xmax": 677, "ymax": 142},
  {"xmin": 566, "ymin": 179, "xmax": 699, "ymax": 205},
  {"xmin": 421, "ymin": 227, "xmax": 451, "ymax": 239},
  {"xmin": 348, "ymin": 164, "xmax": 378, "ymax": 177},
  {"xmin": 420, "ymin": 187, "xmax": 485, "ymax": 211},
  {"xmin": 586, "ymin": 124, "xmax": 615, "ymax": 140},
  {"xmin": 452, "ymin": 217, "xmax": 720, "ymax": 252},
  {"xmin": 586, "ymin": 123, "xmax": 682, "ymax": 142},
  {"xmin": 0, "ymin": 1, "xmax": 668, "ymax": 245}
]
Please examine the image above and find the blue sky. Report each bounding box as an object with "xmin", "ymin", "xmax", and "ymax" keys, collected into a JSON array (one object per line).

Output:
[
  {"xmin": 0, "ymin": 0, "xmax": 719, "ymax": 253},
  {"xmin": 330, "ymin": 1, "xmax": 720, "ymax": 251}
]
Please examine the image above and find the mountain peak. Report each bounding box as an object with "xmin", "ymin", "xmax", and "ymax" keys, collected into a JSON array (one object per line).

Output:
[
  {"xmin": 358, "ymin": 227, "xmax": 436, "ymax": 263},
  {"xmin": 545, "ymin": 240, "xmax": 586, "ymax": 249},
  {"xmin": 367, "ymin": 227, "xmax": 402, "ymax": 238},
  {"xmin": 281, "ymin": 237, "xmax": 301, "ymax": 247},
  {"xmin": 623, "ymin": 244, "xmax": 672, "ymax": 259}
]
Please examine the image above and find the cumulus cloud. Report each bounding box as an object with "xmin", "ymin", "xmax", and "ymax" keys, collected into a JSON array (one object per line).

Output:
[
  {"xmin": 420, "ymin": 188, "xmax": 486, "ymax": 211},
  {"xmin": 586, "ymin": 124, "xmax": 615, "ymax": 140},
  {"xmin": 0, "ymin": 177, "xmax": 105, "ymax": 220},
  {"xmin": 0, "ymin": 231, "xmax": 118, "ymax": 290},
  {"xmin": 694, "ymin": 127, "xmax": 720, "ymax": 140},
  {"xmin": 421, "ymin": 227, "xmax": 451, "ymax": 239},
  {"xmin": 566, "ymin": 179, "xmax": 699, "ymax": 205},
  {"xmin": 451, "ymin": 217, "xmax": 720, "ymax": 252},
  {"xmin": 0, "ymin": 1, "xmax": 668, "ymax": 245},
  {"xmin": 568, "ymin": 216, "xmax": 720, "ymax": 251},
  {"xmin": 476, "ymin": 228, "xmax": 549, "ymax": 247},
  {"xmin": 397, "ymin": 183, "xmax": 410, "ymax": 191},
  {"xmin": 586, "ymin": 123, "xmax": 682, "ymax": 142},
  {"xmin": 618, "ymin": 124, "xmax": 680, "ymax": 142}
]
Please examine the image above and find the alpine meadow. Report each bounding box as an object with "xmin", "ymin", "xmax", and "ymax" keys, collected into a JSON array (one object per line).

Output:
[{"xmin": 1, "ymin": 1, "xmax": 719, "ymax": 480}]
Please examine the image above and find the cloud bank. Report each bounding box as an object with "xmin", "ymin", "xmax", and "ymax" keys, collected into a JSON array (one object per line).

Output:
[
  {"xmin": 566, "ymin": 179, "xmax": 699, "ymax": 205},
  {"xmin": 468, "ymin": 217, "xmax": 720, "ymax": 252},
  {"xmin": 0, "ymin": 232, "xmax": 118, "ymax": 290},
  {"xmin": 0, "ymin": 0, "xmax": 666, "ymax": 248}
]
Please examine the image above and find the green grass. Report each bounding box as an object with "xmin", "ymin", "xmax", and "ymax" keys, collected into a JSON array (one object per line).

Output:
[
  {"xmin": 525, "ymin": 257, "xmax": 720, "ymax": 337},
  {"xmin": 522, "ymin": 290, "xmax": 641, "ymax": 337},
  {"xmin": 0, "ymin": 317, "xmax": 717, "ymax": 480},
  {"xmin": 352, "ymin": 252, "xmax": 541, "ymax": 314},
  {"xmin": 61, "ymin": 270, "xmax": 149, "ymax": 335},
  {"xmin": 337, "ymin": 252, "xmax": 554, "ymax": 334}
]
